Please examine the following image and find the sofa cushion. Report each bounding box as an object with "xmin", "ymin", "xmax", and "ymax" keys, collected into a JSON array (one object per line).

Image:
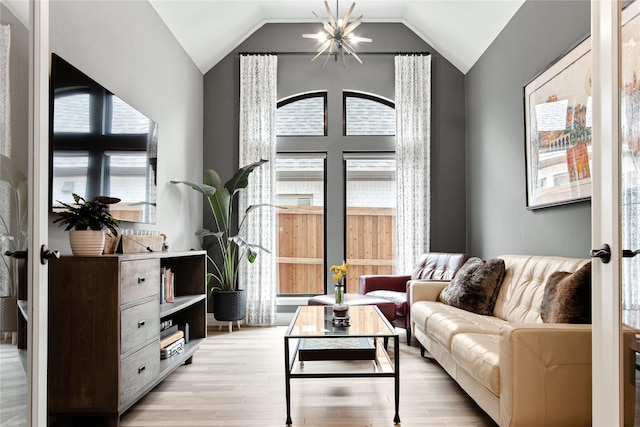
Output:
[
  {"xmin": 438, "ymin": 257, "xmax": 506, "ymax": 315},
  {"xmin": 541, "ymin": 262, "xmax": 591, "ymax": 324},
  {"xmin": 412, "ymin": 301, "xmax": 507, "ymax": 350},
  {"xmin": 366, "ymin": 290, "xmax": 407, "ymax": 316},
  {"xmin": 493, "ymin": 255, "xmax": 590, "ymax": 323},
  {"xmin": 451, "ymin": 333, "xmax": 500, "ymax": 396}
]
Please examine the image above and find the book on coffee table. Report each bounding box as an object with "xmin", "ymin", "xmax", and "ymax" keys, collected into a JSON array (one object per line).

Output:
[{"xmin": 298, "ymin": 337, "xmax": 376, "ymax": 361}]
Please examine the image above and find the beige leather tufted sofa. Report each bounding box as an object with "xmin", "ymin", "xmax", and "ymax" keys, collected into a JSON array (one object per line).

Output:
[{"xmin": 410, "ymin": 254, "xmax": 636, "ymax": 426}]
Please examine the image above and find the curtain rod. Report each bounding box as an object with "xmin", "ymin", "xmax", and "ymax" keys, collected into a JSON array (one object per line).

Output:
[{"xmin": 238, "ymin": 51, "xmax": 430, "ymax": 56}]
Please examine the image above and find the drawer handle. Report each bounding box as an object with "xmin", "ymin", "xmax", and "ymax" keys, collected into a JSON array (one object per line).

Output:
[
  {"xmin": 138, "ymin": 276, "xmax": 146, "ymax": 283},
  {"xmin": 138, "ymin": 320, "xmax": 146, "ymax": 328},
  {"xmin": 138, "ymin": 365, "xmax": 146, "ymax": 374}
]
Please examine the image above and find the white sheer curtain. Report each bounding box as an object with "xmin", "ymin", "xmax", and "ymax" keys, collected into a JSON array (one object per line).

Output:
[
  {"xmin": 238, "ymin": 54, "xmax": 278, "ymax": 325},
  {"xmin": 394, "ymin": 55, "xmax": 431, "ymax": 274},
  {"xmin": 0, "ymin": 25, "xmax": 13, "ymax": 299},
  {"xmin": 0, "ymin": 25, "xmax": 9, "ymax": 150}
]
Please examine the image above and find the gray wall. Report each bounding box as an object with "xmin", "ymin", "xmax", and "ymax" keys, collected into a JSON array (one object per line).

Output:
[
  {"xmin": 204, "ymin": 22, "xmax": 467, "ymax": 260},
  {"xmin": 48, "ymin": 0, "xmax": 204, "ymax": 253},
  {"xmin": 466, "ymin": 0, "xmax": 592, "ymax": 259}
]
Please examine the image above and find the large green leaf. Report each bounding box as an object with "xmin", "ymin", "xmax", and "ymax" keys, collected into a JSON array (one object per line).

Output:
[
  {"xmin": 224, "ymin": 159, "xmax": 268, "ymax": 195},
  {"xmin": 170, "ymin": 180, "xmax": 217, "ymax": 197},
  {"xmin": 209, "ymin": 187, "xmax": 230, "ymax": 232},
  {"xmin": 203, "ymin": 169, "xmax": 223, "ymax": 190},
  {"xmin": 0, "ymin": 155, "xmax": 28, "ymax": 250},
  {"xmin": 0, "ymin": 154, "xmax": 26, "ymax": 189},
  {"xmin": 230, "ymin": 235, "xmax": 270, "ymax": 258},
  {"xmin": 16, "ymin": 181, "xmax": 28, "ymax": 249},
  {"xmin": 195, "ymin": 228, "xmax": 219, "ymax": 238}
]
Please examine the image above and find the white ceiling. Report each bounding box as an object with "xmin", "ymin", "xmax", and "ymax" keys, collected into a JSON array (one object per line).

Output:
[
  {"xmin": 149, "ymin": 0, "xmax": 526, "ymax": 75},
  {"xmin": 4, "ymin": 0, "xmax": 526, "ymax": 75}
]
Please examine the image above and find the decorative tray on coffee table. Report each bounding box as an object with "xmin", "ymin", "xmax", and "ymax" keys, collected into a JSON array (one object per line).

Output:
[{"xmin": 331, "ymin": 314, "xmax": 350, "ymax": 327}]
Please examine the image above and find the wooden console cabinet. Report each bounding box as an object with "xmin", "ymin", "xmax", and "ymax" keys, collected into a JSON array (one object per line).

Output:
[{"xmin": 48, "ymin": 251, "xmax": 207, "ymax": 426}]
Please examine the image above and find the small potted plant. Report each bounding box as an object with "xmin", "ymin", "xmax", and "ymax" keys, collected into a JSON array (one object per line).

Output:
[{"xmin": 53, "ymin": 193, "xmax": 120, "ymax": 256}]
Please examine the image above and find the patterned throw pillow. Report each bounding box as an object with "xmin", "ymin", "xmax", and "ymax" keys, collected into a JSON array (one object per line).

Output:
[
  {"xmin": 541, "ymin": 262, "xmax": 591, "ymax": 324},
  {"xmin": 438, "ymin": 257, "xmax": 506, "ymax": 315}
]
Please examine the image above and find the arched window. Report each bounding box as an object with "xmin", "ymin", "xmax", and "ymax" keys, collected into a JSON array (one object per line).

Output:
[
  {"xmin": 275, "ymin": 90, "xmax": 396, "ymax": 297},
  {"xmin": 344, "ymin": 91, "xmax": 395, "ymax": 136},
  {"xmin": 276, "ymin": 91, "xmax": 327, "ymax": 136}
]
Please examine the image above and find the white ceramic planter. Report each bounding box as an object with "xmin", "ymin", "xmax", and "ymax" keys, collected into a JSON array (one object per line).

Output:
[{"xmin": 69, "ymin": 230, "xmax": 105, "ymax": 256}]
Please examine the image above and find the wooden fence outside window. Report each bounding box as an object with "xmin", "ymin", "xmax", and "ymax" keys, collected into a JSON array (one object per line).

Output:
[{"xmin": 277, "ymin": 206, "xmax": 395, "ymax": 295}]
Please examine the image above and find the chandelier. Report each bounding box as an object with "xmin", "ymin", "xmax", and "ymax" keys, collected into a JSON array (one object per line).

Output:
[{"xmin": 302, "ymin": 1, "xmax": 372, "ymax": 67}]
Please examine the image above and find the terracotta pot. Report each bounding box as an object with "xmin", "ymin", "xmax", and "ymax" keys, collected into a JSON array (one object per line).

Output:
[{"xmin": 69, "ymin": 230, "xmax": 105, "ymax": 256}]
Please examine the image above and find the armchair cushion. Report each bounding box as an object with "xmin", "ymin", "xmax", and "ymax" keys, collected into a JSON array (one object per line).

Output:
[
  {"xmin": 366, "ymin": 290, "xmax": 408, "ymax": 316},
  {"xmin": 438, "ymin": 257, "xmax": 506, "ymax": 316}
]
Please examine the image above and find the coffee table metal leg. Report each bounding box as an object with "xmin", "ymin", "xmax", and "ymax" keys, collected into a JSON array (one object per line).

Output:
[
  {"xmin": 284, "ymin": 337, "xmax": 293, "ymax": 425},
  {"xmin": 394, "ymin": 335, "xmax": 401, "ymax": 424}
]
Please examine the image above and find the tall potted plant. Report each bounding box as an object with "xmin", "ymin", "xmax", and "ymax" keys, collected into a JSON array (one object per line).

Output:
[
  {"xmin": 172, "ymin": 159, "xmax": 270, "ymax": 323},
  {"xmin": 53, "ymin": 193, "xmax": 120, "ymax": 256}
]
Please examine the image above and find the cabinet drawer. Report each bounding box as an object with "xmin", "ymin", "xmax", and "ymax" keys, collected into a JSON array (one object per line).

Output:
[
  {"xmin": 121, "ymin": 300, "xmax": 159, "ymax": 355},
  {"xmin": 120, "ymin": 340, "xmax": 160, "ymax": 406},
  {"xmin": 121, "ymin": 259, "xmax": 159, "ymax": 304}
]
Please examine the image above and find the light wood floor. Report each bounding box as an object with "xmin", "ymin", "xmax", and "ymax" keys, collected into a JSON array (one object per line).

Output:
[
  {"xmin": 5, "ymin": 326, "xmax": 640, "ymax": 426},
  {"xmin": 119, "ymin": 326, "xmax": 497, "ymax": 427},
  {"xmin": 0, "ymin": 334, "xmax": 27, "ymax": 427}
]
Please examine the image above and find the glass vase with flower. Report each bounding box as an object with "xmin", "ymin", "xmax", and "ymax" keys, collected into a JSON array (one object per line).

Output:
[{"xmin": 330, "ymin": 262, "xmax": 349, "ymax": 319}]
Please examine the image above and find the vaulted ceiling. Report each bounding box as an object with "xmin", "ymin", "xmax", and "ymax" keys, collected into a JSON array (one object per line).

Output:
[
  {"xmin": 4, "ymin": 0, "xmax": 526, "ymax": 75},
  {"xmin": 149, "ymin": 0, "xmax": 526, "ymax": 75}
]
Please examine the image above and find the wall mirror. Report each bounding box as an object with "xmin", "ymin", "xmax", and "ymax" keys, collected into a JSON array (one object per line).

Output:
[{"xmin": 49, "ymin": 53, "xmax": 157, "ymax": 224}]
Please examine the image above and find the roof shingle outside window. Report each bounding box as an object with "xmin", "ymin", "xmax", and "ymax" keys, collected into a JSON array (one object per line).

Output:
[{"xmin": 276, "ymin": 95, "xmax": 325, "ymax": 136}]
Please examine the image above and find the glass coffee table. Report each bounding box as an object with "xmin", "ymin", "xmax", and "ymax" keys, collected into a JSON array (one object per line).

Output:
[{"xmin": 284, "ymin": 305, "xmax": 400, "ymax": 425}]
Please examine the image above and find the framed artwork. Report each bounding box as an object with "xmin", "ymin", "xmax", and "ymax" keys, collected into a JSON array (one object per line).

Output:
[
  {"xmin": 621, "ymin": 2, "xmax": 640, "ymax": 197},
  {"xmin": 523, "ymin": 37, "xmax": 592, "ymax": 209}
]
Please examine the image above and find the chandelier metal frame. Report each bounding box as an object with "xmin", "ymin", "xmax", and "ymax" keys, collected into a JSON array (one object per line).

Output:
[{"xmin": 302, "ymin": 1, "xmax": 372, "ymax": 67}]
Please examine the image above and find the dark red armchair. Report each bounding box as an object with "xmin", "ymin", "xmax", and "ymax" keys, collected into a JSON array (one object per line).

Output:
[{"xmin": 358, "ymin": 252, "xmax": 469, "ymax": 345}]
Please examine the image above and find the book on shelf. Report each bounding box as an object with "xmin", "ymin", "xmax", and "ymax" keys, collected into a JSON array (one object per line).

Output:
[
  {"xmin": 161, "ymin": 337, "xmax": 185, "ymax": 359},
  {"xmin": 160, "ymin": 330, "xmax": 184, "ymax": 349},
  {"xmin": 160, "ymin": 324, "xmax": 178, "ymax": 339},
  {"xmin": 160, "ymin": 319, "xmax": 173, "ymax": 331},
  {"xmin": 160, "ymin": 266, "xmax": 175, "ymax": 304}
]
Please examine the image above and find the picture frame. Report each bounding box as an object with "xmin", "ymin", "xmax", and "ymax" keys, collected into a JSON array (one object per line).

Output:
[{"xmin": 523, "ymin": 36, "xmax": 592, "ymax": 209}]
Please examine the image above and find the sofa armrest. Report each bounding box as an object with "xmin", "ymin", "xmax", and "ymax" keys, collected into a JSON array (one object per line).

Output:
[
  {"xmin": 408, "ymin": 280, "xmax": 449, "ymax": 305},
  {"xmin": 500, "ymin": 323, "xmax": 614, "ymax": 427},
  {"xmin": 358, "ymin": 274, "xmax": 411, "ymax": 294},
  {"xmin": 501, "ymin": 324, "xmax": 637, "ymax": 426}
]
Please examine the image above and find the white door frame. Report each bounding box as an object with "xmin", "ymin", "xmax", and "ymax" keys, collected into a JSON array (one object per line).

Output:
[
  {"xmin": 27, "ymin": 0, "xmax": 48, "ymax": 424},
  {"xmin": 591, "ymin": 0, "xmax": 624, "ymax": 425}
]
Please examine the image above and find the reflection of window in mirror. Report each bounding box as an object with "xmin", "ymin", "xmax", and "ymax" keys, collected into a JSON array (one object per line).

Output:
[
  {"xmin": 51, "ymin": 151, "xmax": 89, "ymax": 205},
  {"xmin": 105, "ymin": 151, "xmax": 147, "ymax": 222},
  {"xmin": 53, "ymin": 92, "xmax": 90, "ymax": 133},
  {"xmin": 109, "ymin": 96, "xmax": 152, "ymax": 134}
]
